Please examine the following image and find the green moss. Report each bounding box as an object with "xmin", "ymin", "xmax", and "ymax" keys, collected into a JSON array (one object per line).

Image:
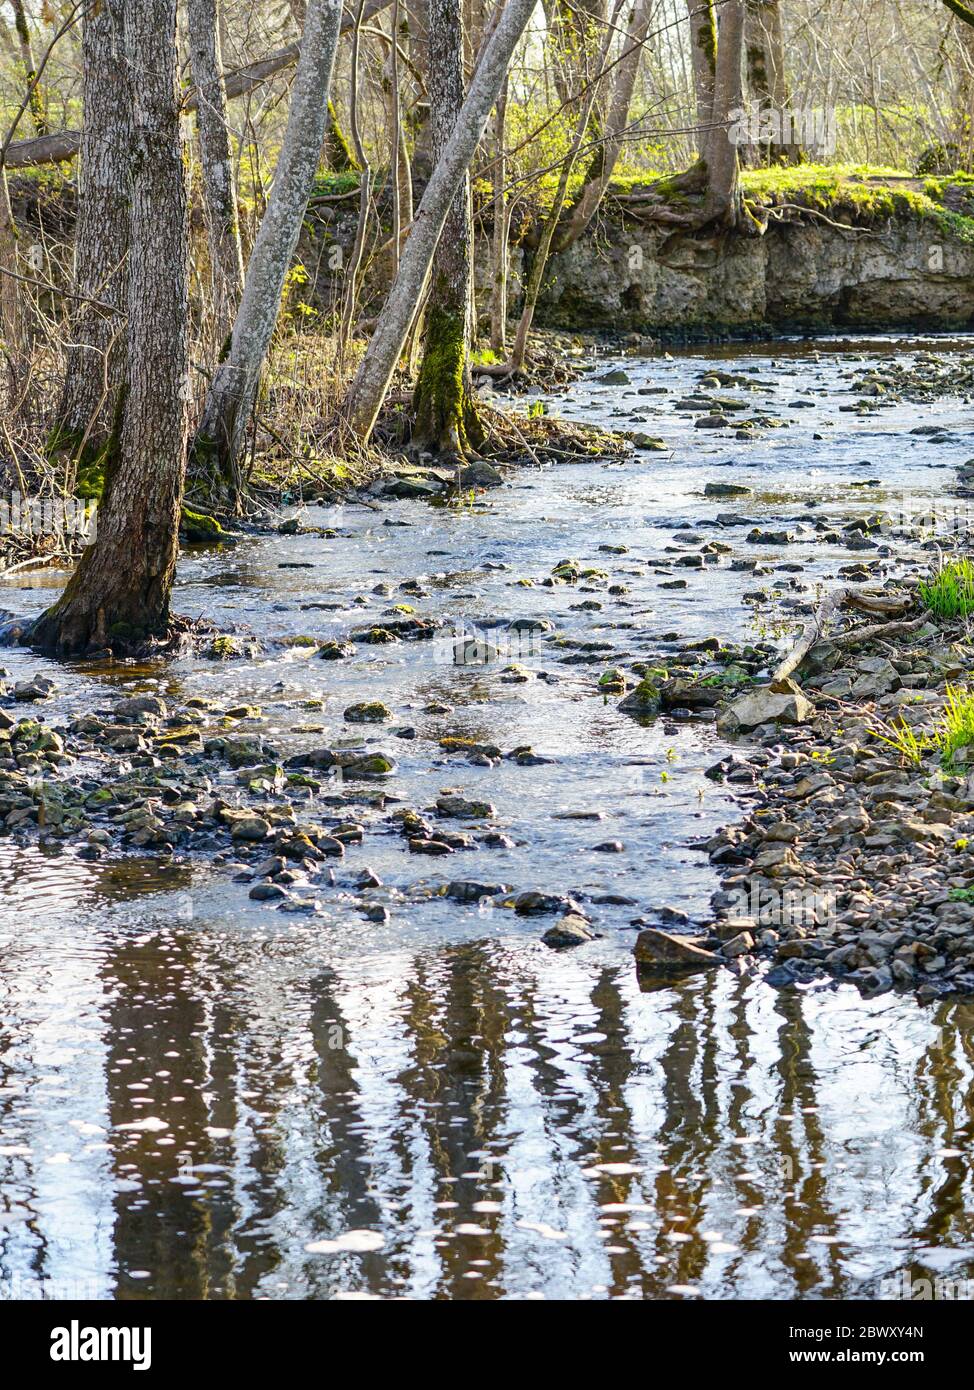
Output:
[
  {"xmin": 180, "ymin": 507, "xmax": 225, "ymax": 542},
  {"xmin": 735, "ymin": 163, "xmax": 974, "ymax": 243},
  {"xmin": 412, "ymin": 304, "xmax": 484, "ymax": 457},
  {"xmin": 206, "ymin": 635, "xmax": 242, "ymax": 659},
  {"xmin": 324, "ymin": 102, "xmax": 360, "ymax": 173}
]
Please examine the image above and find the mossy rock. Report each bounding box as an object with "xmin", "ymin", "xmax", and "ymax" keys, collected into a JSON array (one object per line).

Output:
[
  {"xmin": 205, "ymin": 634, "xmax": 248, "ymax": 660},
  {"xmin": 618, "ymin": 667, "xmax": 669, "ymax": 714},
  {"xmin": 180, "ymin": 507, "xmax": 227, "ymax": 543},
  {"xmin": 344, "ymin": 701, "xmax": 392, "ymax": 723}
]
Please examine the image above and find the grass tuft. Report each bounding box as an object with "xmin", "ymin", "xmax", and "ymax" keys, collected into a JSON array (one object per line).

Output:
[
  {"xmin": 938, "ymin": 683, "xmax": 974, "ymax": 770},
  {"xmin": 918, "ymin": 559, "xmax": 974, "ymax": 619}
]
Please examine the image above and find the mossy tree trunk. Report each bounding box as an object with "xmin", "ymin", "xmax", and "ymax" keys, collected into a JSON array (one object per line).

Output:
[
  {"xmin": 190, "ymin": 0, "xmax": 342, "ymax": 504},
  {"xmin": 52, "ymin": 0, "xmax": 132, "ymax": 462},
  {"xmin": 744, "ymin": 0, "xmax": 801, "ymax": 165},
  {"xmin": 0, "ymin": 166, "xmax": 20, "ymax": 395},
  {"xmin": 187, "ymin": 0, "xmax": 245, "ymax": 352},
  {"xmin": 32, "ymin": 0, "xmax": 189, "ymax": 657},
  {"xmin": 411, "ymin": 0, "xmax": 482, "ymax": 458},
  {"xmin": 325, "ymin": 100, "xmax": 360, "ymax": 170},
  {"xmin": 684, "ymin": 0, "xmax": 718, "ymax": 165},
  {"xmin": 10, "ymin": 0, "xmax": 46, "ymax": 135}
]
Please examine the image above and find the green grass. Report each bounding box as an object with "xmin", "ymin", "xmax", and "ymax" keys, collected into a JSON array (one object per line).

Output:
[
  {"xmin": 919, "ymin": 559, "xmax": 974, "ymax": 619},
  {"xmin": 872, "ymin": 717, "xmax": 931, "ymax": 767},
  {"xmin": 938, "ymin": 683, "xmax": 974, "ymax": 770}
]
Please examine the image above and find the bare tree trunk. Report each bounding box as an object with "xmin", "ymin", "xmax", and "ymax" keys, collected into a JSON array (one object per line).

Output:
[
  {"xmin": 955, "ymin": 19, "xmax": 974, "ymax": 169},
  {"xmin": 703, "ymin": 0, "xmax": 744, "ymax": 225},
  {"xmin": 489, "ymin": 76, "xmax": 509, "ymax": 354},
  {"xmin": 509, "ymin": 0, "xmax": 616, "ymax": 369},
  {"xmin": 0, "ymin": 165, "xmax": 20, "ymax": 396},
  {"xmin": 187, "ymin": 0, "xmax": 245, "ymax": 352},
  {"xmin": 8, "ymin": 0, "xmax": 47, "ymax": 135},
  {"xmin": 556, "ymin": 0, "xmax": 653, "ymax": 249},
  {"xmin": 341, "ymin": 0, "xmax": 538, "ymax": 444},
  {"xmin": 411, "ymin": 0, "xmax": 483, "ymax": 457},
  {"xmin": 52, "ymin": 0, "xmax": 132, "ymax": 462},
  {"xmin": 684, "ymin": 0, "xmax": 717, "ymax": 164},
  {"xmin": 191, "ymin": 0, "xmax": 343, "ymax": 501},
  {"xmin": 744, "ymin": 0, "xmax": 800, "ymax": 164},
  {"xmin": 34, "ymin": 0, "xmax": 190, "ymax": 657}
]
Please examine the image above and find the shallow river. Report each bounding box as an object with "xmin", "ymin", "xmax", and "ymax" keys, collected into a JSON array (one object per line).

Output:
[{"xmin": 2, "ymin": 336, "xmax": 974, "ymax": 1300}]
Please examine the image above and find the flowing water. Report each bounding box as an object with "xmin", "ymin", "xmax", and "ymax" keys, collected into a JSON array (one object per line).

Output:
[{"xmin": 1, "ymin": 336, "xmax": 974, "ymax": 1300}]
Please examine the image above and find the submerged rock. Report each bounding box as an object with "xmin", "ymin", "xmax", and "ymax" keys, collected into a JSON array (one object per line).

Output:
[{"xmin": 542, "ymin": 914, "xmax": 595, "ymax": 948}]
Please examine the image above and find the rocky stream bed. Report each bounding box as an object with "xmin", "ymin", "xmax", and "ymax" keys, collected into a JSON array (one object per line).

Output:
[{"xmin": 4, "ymin": 333, "xmax": 974, "ymax": 1299}]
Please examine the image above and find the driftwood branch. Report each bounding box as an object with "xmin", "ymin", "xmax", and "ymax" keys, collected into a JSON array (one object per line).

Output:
[{"xmin": 771, "ymin": 587, "xmax": 913, "ymax": 683}]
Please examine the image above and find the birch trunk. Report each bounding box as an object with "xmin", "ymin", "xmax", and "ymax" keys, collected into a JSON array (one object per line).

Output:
[
  {"xmin": 53, "ymin": 0, "xmax": 132, "ymax": 460},
  {"xmin": 191, "ymin": 0, "xmax": 343, "ymax": 501},
  {"xmin": 411, "ymin": 0, "xmax": 483, "ymax": 457},
  {"xmin": 703, "ymin": 0, "xmax": 744, "ymax": 225},
  {"xmin": 187, "ymin": 0, "xmax": 245, "ymax": 352},
  {"xmin": 34, "ymin": 0, "xmax": 190, "ymax": 657},
  {"xmin": 341, "ymin": 0, "xmax": 538, "ymax": 443},
  {"xmin": 556, "ymin": 0, "xmax": 653, "ymax": 250}
]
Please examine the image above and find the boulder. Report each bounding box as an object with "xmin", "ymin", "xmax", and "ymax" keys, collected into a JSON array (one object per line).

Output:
[
  {"xmin": 634, "ymin": 929, "xmax": 720, "ymax": 971},
  {"xmin": 717, "ymin": 680, "xmax": 813, "ymax": 733}
]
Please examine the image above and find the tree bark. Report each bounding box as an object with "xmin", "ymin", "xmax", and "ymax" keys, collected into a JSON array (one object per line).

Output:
[
  {"xmin": 684, "ymin": 0, "xmax": 717, "ymax": 164},
  {"xmin": 33, "ymin": 0, "xmax": 190, "ymax": 657},
  {"xmin": 52, "ymin": 0, "xmax": 132, "ymax": 461},
  {"xmin": 187, "ymin": 0, "xmax": 245, "ymax": 352},
  {"xmin": 411, "ymin": 0, "xmax": 483, "ymax": 457},
  {"xmin": 744, "ymin": 0, "xmax": 800, "ymax": 164},
  {"xmin": 191, "ymin": 0, "xmax": 343, "ymax": 501},
  {"xmin": 0, "ymin": 165, "xmax": 20, "ymax": 395},
  {"xmin": 341, "ymin": 0, "xmax": 539, "ymax": 444},
  {"xmin": 703, "ymin": 0, "xmax": 744, "ymax": 225},
  {"xmin": 489, "ymin": 76, "xmax": 509, "ymax": 354}
]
